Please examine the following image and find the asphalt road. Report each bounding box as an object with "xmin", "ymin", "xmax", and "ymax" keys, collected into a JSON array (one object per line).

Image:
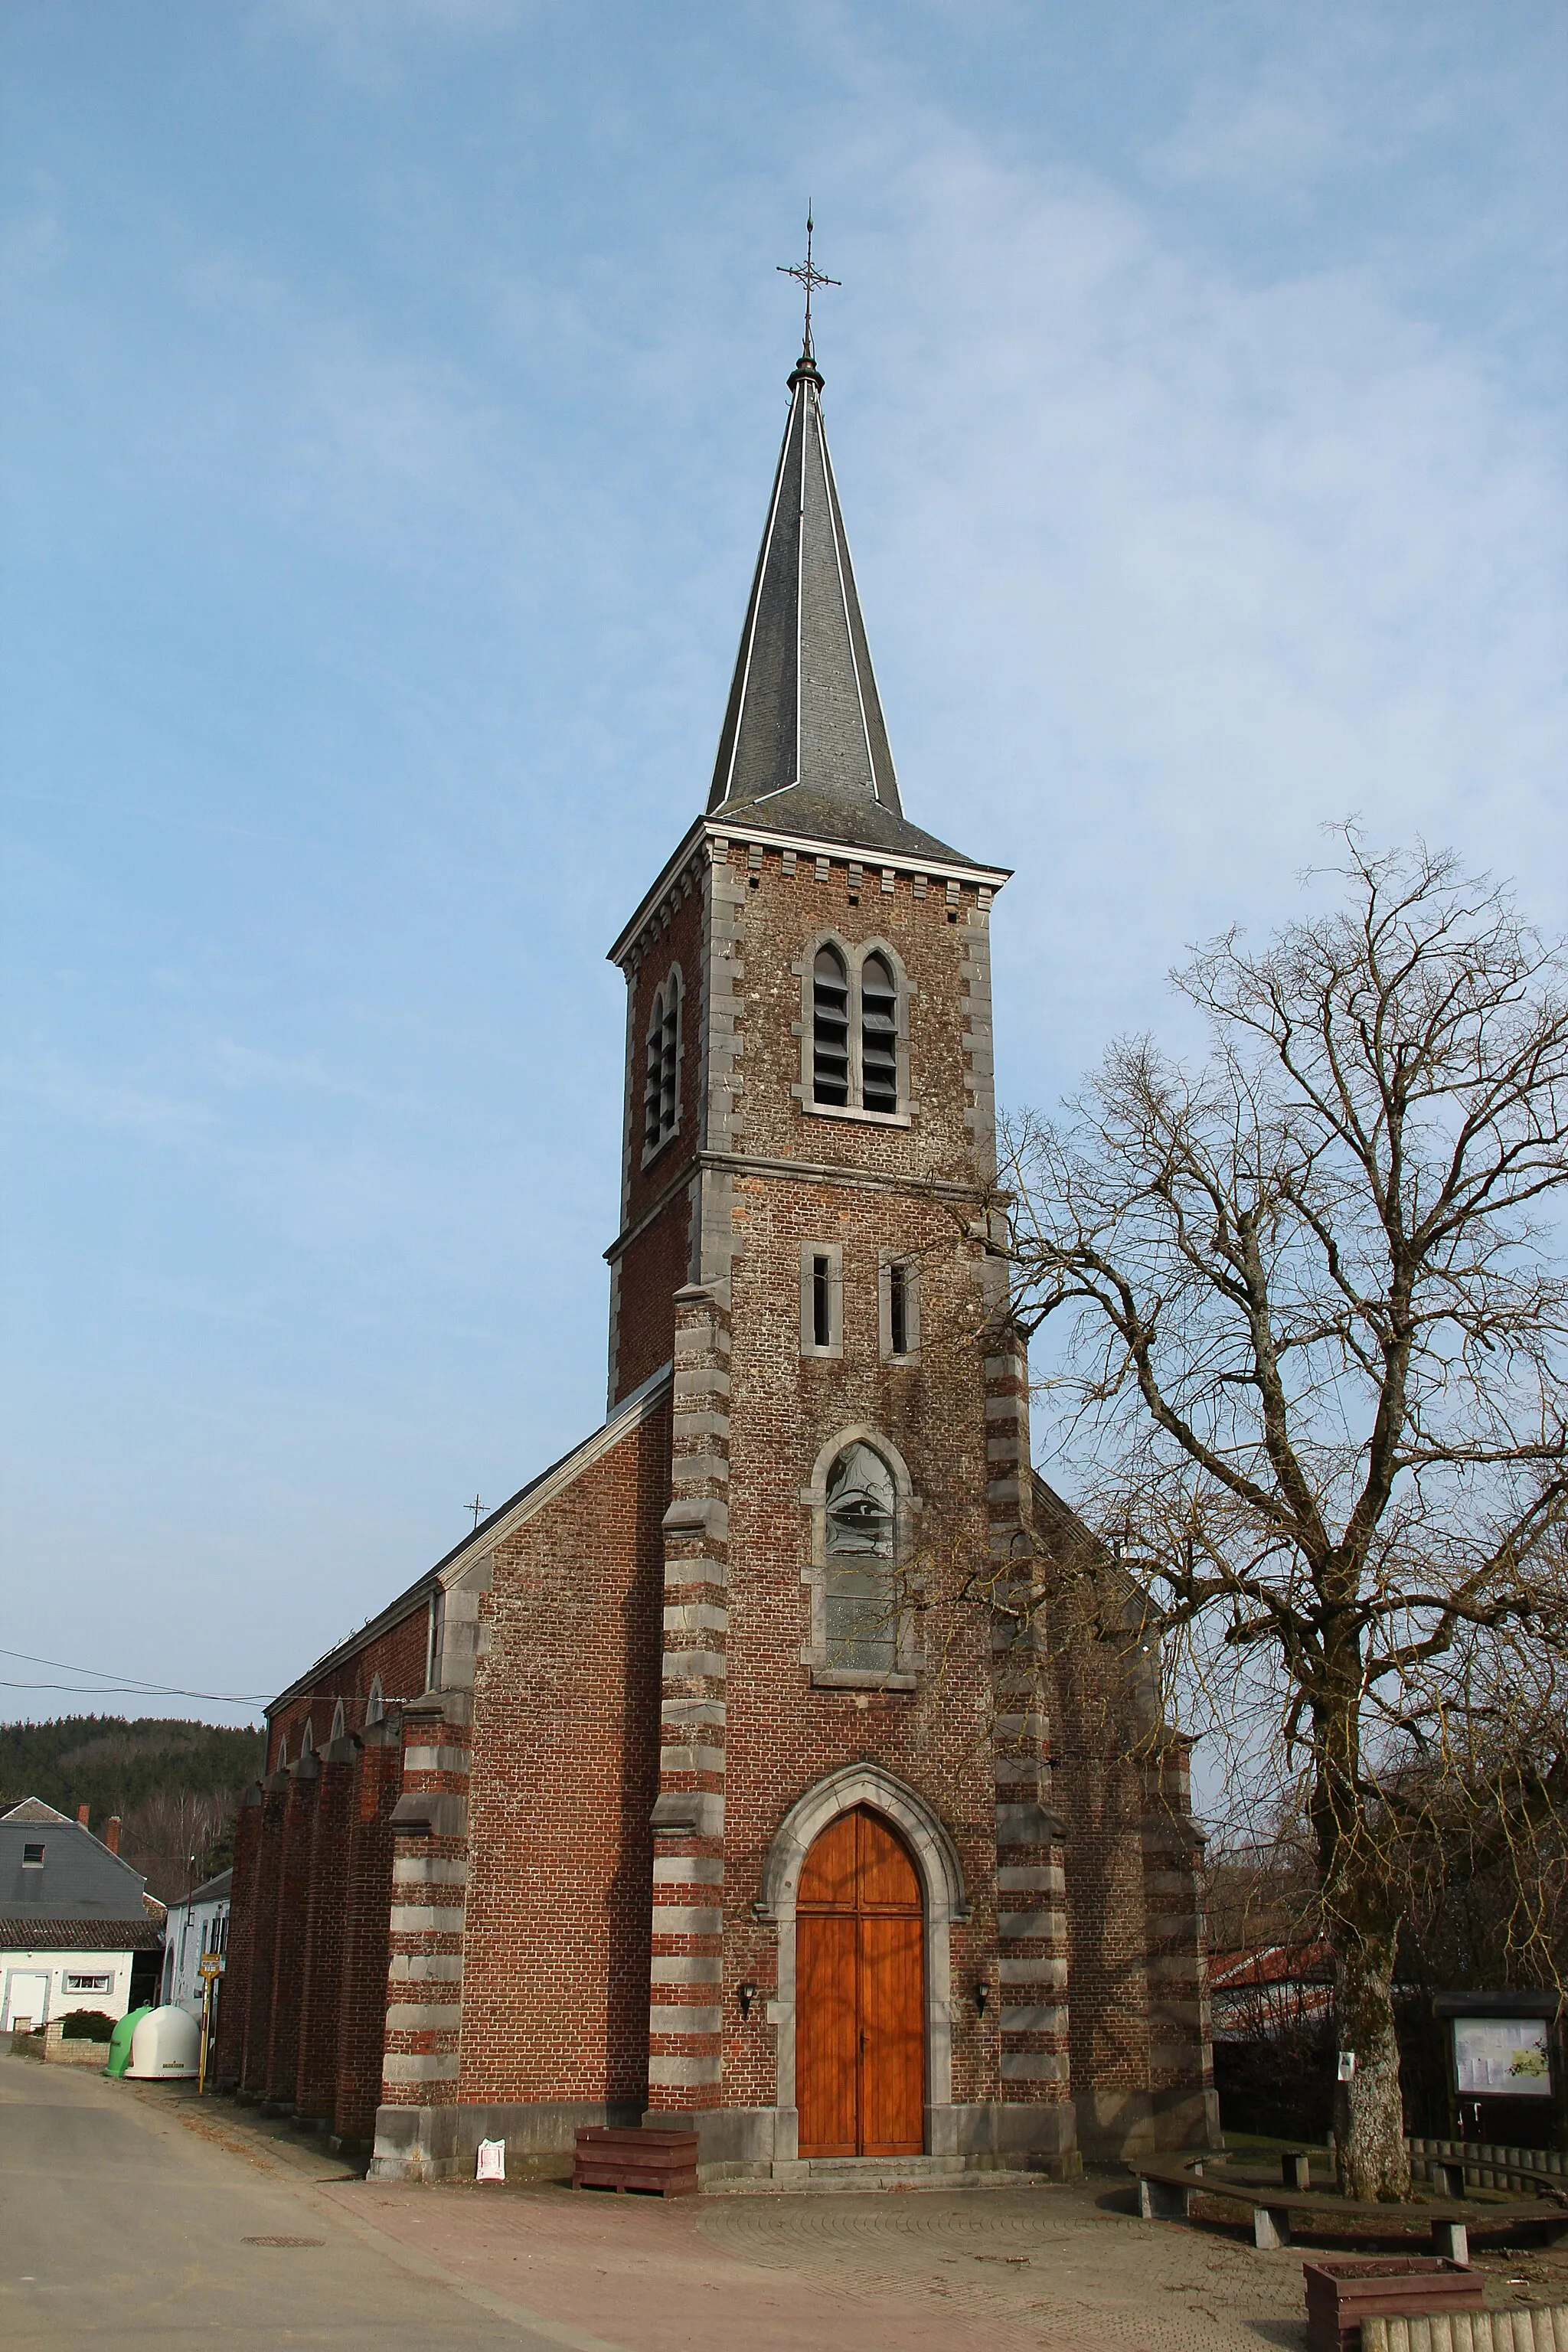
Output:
[{"xmin": 0, "ymin": 2053, "xmax": 578, "ymax": 2349}]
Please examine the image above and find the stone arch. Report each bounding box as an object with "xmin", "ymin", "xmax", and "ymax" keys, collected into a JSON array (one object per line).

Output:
[
  {"xmin": 756, "ymin": 1763, "xmax": 969, "ymax": 2161},
  {"xmin": 330, "ymin": 1697, "xmax": 346, "ymax": 1743}
]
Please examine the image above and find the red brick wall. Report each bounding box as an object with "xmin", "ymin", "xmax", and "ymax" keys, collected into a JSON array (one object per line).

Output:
[
  {"xmin": 266, "ymin": 1606, "xmax": 430, "ymax": 1772},
  {"xmin": 611, "ymin": 1193, "xmax": 691, "ymax": 1404},
  {"xmin": 458, "ymin": 1394, "xmax": 670, "ymax": 2106}
]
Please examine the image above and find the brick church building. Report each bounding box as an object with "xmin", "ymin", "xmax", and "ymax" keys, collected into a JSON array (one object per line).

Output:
[{"xmin": 217, "ymin": 328, "xmax": 1215, "ymax": 2184}]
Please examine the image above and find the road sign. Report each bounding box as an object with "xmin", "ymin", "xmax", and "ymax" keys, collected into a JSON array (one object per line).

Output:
[{"xmin": 198, "ymin": 1955, "xmax": 224, "ymax": 1980}]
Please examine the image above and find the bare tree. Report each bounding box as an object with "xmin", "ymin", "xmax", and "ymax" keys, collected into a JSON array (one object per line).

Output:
[
  {"xmin": 1001, "ymin": 835, "xmax": 1568, "ymax": 2198},
  {"xmin": 118, "ymin": 1788, "xmax": 235, "ymax": 1906}
]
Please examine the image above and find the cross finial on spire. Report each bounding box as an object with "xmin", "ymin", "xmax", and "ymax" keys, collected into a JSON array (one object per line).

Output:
[{"xmin": 777, "ymin": 207, "xmax": 839, "ymax": 364}]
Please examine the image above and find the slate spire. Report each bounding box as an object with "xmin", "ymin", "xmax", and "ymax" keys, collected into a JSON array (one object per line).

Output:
[
  {"xmin": 708, "ymin": 346, "xmax": 902, "ymax": 826},
  {"xmin": 707, "ymin": 348, "xmax": 976, "ymax": 868}
]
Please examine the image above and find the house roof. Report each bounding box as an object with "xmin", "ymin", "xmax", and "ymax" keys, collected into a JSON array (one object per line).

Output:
[
  {"xmin": 165, "ymin": 1868, "xmax": 233, "ymax": 1917},
  {"xmin": 0, "ymin": 1916, "xmax": 164, "ymax": 1954},
  {"xmin": 1209, "ymin": 1942, "xmax": 1334, "ymax": 1991},
  {"xmin": 1, "ymin": 1797, "xmax": 152, "ymax": 1922},
  {"xmin": 705, "ymin": 349, "xmax": 981, "ymax": 871}
]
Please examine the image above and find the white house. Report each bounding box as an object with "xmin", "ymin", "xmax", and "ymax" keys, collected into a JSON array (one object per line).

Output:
[
  {"xmin": 1, "ymin": 1798, "xmax": 164, "ymax": 2030},
  {"xmin": 160, "ymin": 1868, "xmax": 232, "ymax": 2018}
]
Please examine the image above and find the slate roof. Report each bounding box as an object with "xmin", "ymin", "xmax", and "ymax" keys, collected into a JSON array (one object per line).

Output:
[
  {"xmin": 707, "ymin": 351, "xmax": 981, "ymax": 871},
  {"xmin": 0, "ymin": 1916, "xmax": 164, "ymax": 1953},
  {"xmin": 164, "ymin": 1868, "xmax": 232, "ymax": 1921},
  {"xmin": 0, "ymin": 1796, "xmax": 152, "ymax": 1922}
]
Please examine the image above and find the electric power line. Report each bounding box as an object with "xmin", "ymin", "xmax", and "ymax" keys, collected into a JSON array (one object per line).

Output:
[{"xmin": 0, "ymin": 1645, "xmax": 270, "ymax": 1707}]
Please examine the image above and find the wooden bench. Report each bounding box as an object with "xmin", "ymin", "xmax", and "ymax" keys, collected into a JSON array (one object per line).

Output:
[
  {"xmin": 1135, "ymin": 2150, "xmax": 1547, "ymax": 2259},
  {"xmin": 572, "ymin": 2125, "xmax": 700, "ymax": 2198}
]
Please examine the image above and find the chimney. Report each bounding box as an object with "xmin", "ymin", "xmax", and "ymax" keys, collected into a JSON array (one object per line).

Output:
[
  {"xmin": 105, "ymin": 1815, "xmax": 121, "ymax": 1856},
  {"xmin": 77, "ymin": 1804, "xmax": 90, "ymax": 1828}
]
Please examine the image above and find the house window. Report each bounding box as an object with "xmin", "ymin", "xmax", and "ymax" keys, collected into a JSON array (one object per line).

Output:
[
  {"xmin": 812, "ymin": 946, "xmax": 850, "ymax": 1105},
  {"xmin": 65, "ymin": 1971, "xmax": 111, "ymax": 1994},
  {"xmin": 21, "ymin": 1843, "xmax": 44, "ymax": 1867},
  {"xmin": 860, "ymin": 953, "xmax": 897, "ymax": 1112},
  {"xmin": 799, "ymin": 1241, "xmax": 843, "ymax": 1358},
  {"xmin": 642, "ymin": 969, "xmax": 682, "ymax": 1158},
  {"xmin": 880, "ymin": 1254, "xmax": 921, "ymax": 1362},
  {"xmin": 824, "ymin": 1442, "xmax": 897, "ymax": 1675}
]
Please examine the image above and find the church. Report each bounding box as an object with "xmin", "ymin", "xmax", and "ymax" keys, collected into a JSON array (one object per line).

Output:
[{"xmin": 217, "ymin": 322, "xmax": 1215, "ymax": 2185}]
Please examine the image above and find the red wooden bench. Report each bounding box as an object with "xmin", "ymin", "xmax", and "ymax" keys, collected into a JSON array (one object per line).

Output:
[{"xmin": 572, "ymin": 2126, "xmax": 700, "ymax": 2197}]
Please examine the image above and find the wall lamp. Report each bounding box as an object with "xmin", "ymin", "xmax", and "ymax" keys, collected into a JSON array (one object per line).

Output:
[{"xmin": 737, "ymin": 1981, "xmax": 758, "ymax": 2020}]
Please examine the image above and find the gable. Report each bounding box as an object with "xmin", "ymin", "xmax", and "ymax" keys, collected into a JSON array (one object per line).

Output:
[{"xmin": 0, "ymin": 1805, "xmax": 150, "ymax": 1921}]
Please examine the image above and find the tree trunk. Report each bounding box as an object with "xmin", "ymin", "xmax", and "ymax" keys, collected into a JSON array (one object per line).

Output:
[{"xmin": 1334, "ymin": 1922, "xmax": 1410, "ymax": 2200}]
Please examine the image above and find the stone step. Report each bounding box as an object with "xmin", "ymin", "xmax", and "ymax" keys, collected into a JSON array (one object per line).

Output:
[{"xmin": 703, "ymin": 2158, "xmax": 1048, "ymax": 2196}]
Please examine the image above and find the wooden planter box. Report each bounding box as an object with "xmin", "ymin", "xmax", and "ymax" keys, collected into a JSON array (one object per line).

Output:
[
  {"xmin": 1303, "ymin": 2258, "xmax": 1485, "ymax": 2352},
  {"xmin": 572, "ymin": 2126, "xmax": 700, "ymax": 2198}
]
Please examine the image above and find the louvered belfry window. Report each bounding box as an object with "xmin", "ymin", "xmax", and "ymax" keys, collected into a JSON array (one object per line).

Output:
[
  {"xmin": 644, "ymin": 972, "xmax": 681, "ymax": 1152},
  {"xmin": 811, "ymin": 943, "xmax": 902, "ymax": 1115},
  {"xmin": 812, "ymin": 946, "xmax": 851, "ymax": 1105},
  {"xmin": 860, "ymin": 952, "xmax": 898, "ymax": 1112}
]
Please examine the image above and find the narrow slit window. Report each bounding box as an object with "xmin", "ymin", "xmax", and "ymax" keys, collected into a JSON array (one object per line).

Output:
[
  {"xmin": 860, "ymin": 952, "xmax": 898, "ymax": 1112},
  {"xmin": 889, "ymin": 1261, "xmax": 910, "ymax": 1357},
  {"xmin": 643, "ymin": 973, "xmax": 681, "ymax": 1154},
  {"xmin": 812, "ymin": 946, "xmax": 850, "ymax": 1105},
  {"xmin": 426, "ymin": 1587, "xmax": 446, "ymax": 1692},
  {"xmin": 812, "ymin": 1253, "xmax": 832, "ymax": 1349}
]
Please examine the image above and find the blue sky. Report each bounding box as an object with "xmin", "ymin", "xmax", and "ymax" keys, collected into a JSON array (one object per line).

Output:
[{"xmin": 2, "ymin": 1, "xmax": 1564, "ymax": 1728}]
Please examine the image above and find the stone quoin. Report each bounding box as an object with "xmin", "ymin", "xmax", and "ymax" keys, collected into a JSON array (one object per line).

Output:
[{"xmin": 216, "ymin": 336, "xmax": 1216, "ymax": 2183}]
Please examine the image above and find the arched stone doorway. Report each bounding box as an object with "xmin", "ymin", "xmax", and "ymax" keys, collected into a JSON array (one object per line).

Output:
[{"xmin": 796, "ymin": 1807, "xmax": 924, "ymax": 2157}]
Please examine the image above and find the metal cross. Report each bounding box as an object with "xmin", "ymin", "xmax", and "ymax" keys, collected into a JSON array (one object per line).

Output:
[
  {"xmin": 466, "ymin": 1494, "xmax": 486, "ymax": 1529},
  {"xmin": 777, "ymin": 209, "xmax": 839, "ymax": 362}
]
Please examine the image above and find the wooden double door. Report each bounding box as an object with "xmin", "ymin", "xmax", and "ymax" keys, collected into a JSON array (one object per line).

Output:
[{"xmin": 795, "ymin": 1807, "xmax": 924, "ymax": 2158}]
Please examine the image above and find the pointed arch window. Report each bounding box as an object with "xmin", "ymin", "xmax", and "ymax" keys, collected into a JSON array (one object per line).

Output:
[
  {"xmin": 330, "ymin": 1697, "xmax": 346, "ymax": 1743},
  {"xmin": 806, "ymin": 1436, "xmax": 918, "ymax": 1684},
  {"xmin": 643, "ymin": 968, "xmax": 682, "ymax": 1158},
  {"xmin": 806, "ymin": 942, "xmax": 907, "ymax": 1119},
  {"xmin": 365, "ymin": 1674, "xmax": 384, "ymax": 1726},
  {"xmin": 812, "ymin": 947, "xmax": 850, "ymax": 1106}
]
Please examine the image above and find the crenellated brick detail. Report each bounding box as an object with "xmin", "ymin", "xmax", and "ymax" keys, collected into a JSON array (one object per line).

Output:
[
  {"xmin": 374, "ymin": 1695, "xmax": 471, "ymax": 2138},
  {"xmin": 987, "ymin": 1345, "xmax": 1073, "ymax": 2125},
  {"xmin": 647, "ymin": 1279, "xmax": 731, "ymax": 2113},
  {"xmin": 1139, "ymin": 1736, "xmax": 1217, "ymax": 2148}
]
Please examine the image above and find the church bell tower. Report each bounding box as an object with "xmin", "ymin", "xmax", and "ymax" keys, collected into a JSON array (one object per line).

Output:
[{"xmin": 603, "ymin": 333, "xmax": 1093, "ymax": 2176}]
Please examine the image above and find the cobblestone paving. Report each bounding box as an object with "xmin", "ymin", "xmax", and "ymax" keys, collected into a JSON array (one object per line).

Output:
[
  {"xmin": 145, "ymin": 2091, "xmax": 1568, "ymax": 2352},
  {"xmin": 696, "ymin": 2185, "xmax": 1312, "ymax": 2351}
]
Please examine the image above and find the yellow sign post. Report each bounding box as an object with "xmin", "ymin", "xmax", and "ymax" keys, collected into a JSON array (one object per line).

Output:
[{"xmin": 197, "ymin": 1956, "xmax": 224, "ymax": 2093}]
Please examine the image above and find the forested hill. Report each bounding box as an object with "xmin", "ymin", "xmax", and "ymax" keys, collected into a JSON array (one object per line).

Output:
[{"xmin": 0, "ymin": 1717, "xmax": 266, "ymax": 1902}]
